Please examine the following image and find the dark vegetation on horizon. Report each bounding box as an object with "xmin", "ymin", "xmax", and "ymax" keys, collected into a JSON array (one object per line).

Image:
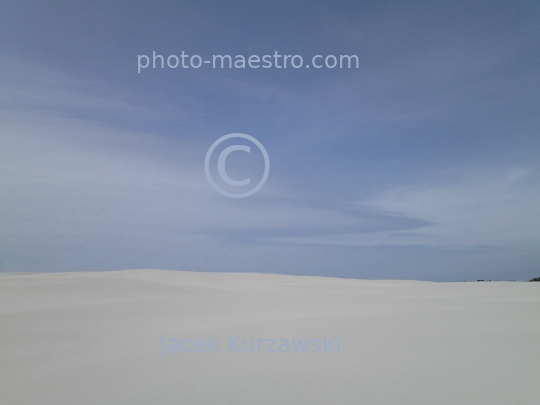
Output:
[{"xmin": 461, "ymin": 278, "xmax": 540, "ymax": 282}]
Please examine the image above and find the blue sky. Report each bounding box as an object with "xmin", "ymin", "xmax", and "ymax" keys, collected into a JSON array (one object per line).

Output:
[{"xmin": 1, "ymin": 0, "xmax": 539, "ymax": 280}]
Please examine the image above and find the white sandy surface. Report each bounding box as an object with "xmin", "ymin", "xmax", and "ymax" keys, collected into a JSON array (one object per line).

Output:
[{"xmin": 1, "ymin": 270, "xmax": 539, "ymax": 404}]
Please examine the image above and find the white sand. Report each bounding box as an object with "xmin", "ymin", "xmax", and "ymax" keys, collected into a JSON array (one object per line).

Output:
[{"xmin": 1, "ymin": 270, "xmax": 539, "ymax": 404}]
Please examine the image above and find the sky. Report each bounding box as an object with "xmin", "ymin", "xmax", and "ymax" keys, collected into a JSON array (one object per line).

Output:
[{"xmin": 0, "ymin": 0, "xmax": 539, "ymax": 280}]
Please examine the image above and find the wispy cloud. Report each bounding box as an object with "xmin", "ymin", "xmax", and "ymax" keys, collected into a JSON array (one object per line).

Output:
[{"xmin": 266, "ymin": 168, "xmax": 540, "ymax": 249}]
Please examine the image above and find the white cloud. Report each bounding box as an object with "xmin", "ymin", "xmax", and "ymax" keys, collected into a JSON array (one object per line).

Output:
[{"xmin": 266, "ymin": 168, "xmax": 540, "ymax": 249}]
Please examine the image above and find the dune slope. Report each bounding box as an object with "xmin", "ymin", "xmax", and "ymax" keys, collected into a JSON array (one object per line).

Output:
[{"xmin": 1, "ymin": 270, "xmax": 539, "ymax": 404}]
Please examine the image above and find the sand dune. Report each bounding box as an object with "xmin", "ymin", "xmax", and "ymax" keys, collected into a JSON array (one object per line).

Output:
[{"xmin": 1, "ymin": 270, "xmax": 539, "ymax": 404}]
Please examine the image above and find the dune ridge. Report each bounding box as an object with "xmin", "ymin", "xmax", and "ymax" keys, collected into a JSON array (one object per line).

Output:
[{"xmin": 1, "ymin": 270, "xmax": 539, "ymax": 404}]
